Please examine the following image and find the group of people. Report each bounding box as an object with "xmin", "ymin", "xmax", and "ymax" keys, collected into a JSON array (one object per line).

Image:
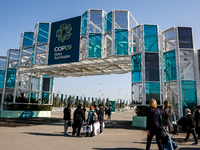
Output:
[
  {"xmin": 63, "ymin": 104, "xmax": 107, "ymax": 137},
  {"xmin": 146, "ymin": 99, "xmax": 200, "ymax": 150}
]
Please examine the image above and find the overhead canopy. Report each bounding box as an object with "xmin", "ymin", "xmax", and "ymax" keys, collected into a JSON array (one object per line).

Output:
[{"xmin": 18, "ymin": 55, "xmax": 131, "ymax": 77}]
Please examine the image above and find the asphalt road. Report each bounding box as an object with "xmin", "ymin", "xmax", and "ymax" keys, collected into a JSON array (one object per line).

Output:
[{"xmin": 0, "ymin": 110, "xmax": 199, "ymax": 150}]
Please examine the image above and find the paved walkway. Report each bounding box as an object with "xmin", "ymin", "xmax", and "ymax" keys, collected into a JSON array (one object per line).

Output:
[{"xmin": 0, "ymin": 110, "xmax": 199, "ymax": 150}]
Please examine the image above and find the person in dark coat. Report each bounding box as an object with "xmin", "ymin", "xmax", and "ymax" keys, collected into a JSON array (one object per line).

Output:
[
  {"xmin": 72, "ymin": 104, "xmax": 85, "ymax": 136},
  {"xmin": 194, "ymin": 106, "xmax": 200, "ymax": 139},
  {"xmin": 107, "ymin": 107, "xmax": 111, "ymax": 119},
  {"xmin": 162, "ymin": 100, "xmax": 179, "ymax": 150},
  {"xmin": 105, "ymin": 106, "xmax": 108, "ymax": 118},
  {"xmin": 98, "ymin": 104, "xmax": 104, "ymax": 134},
  {"xmin": 146, "ymin": 99, "xmax": 163, "ymax": 150},
  {"xmin": 183, "ymin": 108, "xmax": 199, "ymax": 145},
  {"xmin": 63, "ymin": 104, "xmax": 71, "ymax": 135}
]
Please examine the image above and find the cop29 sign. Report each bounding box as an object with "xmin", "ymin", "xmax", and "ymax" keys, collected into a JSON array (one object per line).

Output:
[{"xmin": 48, "ymin": 16, "xmax": 81, "ymax": 65}]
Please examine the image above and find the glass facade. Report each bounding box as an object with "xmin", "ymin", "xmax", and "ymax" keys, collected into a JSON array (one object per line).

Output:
[
  {"xmin": 164, "ymin": 50, "xmax": 177, "ymax": 81},
  {"xmin": 105, "ymin": 12, "xmax": 112, "ymax": 33},
  {"xmin": 43, "ymin": 78, "xmax": 50, "ymax": 91},
  {"xmin": 38, "ymin": 23, "xmax": 49, "ymax": 43},
  {"xmin": 0, "ymin": 70, "xmax": 5, "ymax": 88},
  {"xmin": 146, "ymin": 82, "xmax": 160, "ymax": 104},
  {"xmin": 105, "ymin": 32, "xmax": 112, "ymax": 57},
  {"xmin": 81, "ymin": 11, "xmax": 87, "ymax": 36},
  {"xmin": 132, "ymin": 26, "xmax": 141, "ymax": 53},
  {"xmin": 6, "ymin": 68, "xmax": 16, "ymax": 88},
  {"xmin": 89, "ymin": 10, "xmax": 102, "ymax": 33},
  {"xmin": 182, "ymin": 81, "xmax": 197, "ymax": 115},
  {"xmin": 145, "ymin": 53, "xmax": 159, "ymax": 81},
  {"xmin": 178, "ymin": 27, "xmax": 193, "ymax": 49},
  {"xmin": 23, "ymin": 32, "xmax": 34, "ymax": 47},
  {"xmin": 115, "ymin": 29, "xmax": 128, "ymax": 55},
  {"xmin": 144, "ymin": 25, "xmax": 158, "ymax": 52},
  {"xmin": 132, "ymin": 83, "xmax": 142, "ymax": 104},
  {"xmin": 88, "ymin": 33, "xmax": 101, "ymax": 58},
  {"xmin": 132, "ymin": 53, "xmax": 141, "ymax": 83},
  {"xmin": 164, "ymin": 28, "xmax": 175, "ymax": 52},
  {"xmin": 115, "ymin": 11, "xmax": 127, "ymax": 29}
]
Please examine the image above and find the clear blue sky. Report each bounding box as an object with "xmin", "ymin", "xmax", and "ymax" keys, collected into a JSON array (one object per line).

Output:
[{"xmin": 1, "ymin": 0, "xmax": 200, "ymax": 101}]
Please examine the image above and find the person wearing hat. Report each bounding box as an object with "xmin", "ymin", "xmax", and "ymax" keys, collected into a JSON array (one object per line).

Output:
[
  {"xmin": 85, "ymin": 106, "xmax": 97, "ymax": 137},
  {"xmin": 98, "ymin": 104, "xmax": 104, "ymax": 134},
  {"xmin": 63, "ymin": 104, "xmax": 72, "ymax": 135},
  {"xmin": 183, "ymin": 108, "xmax": 199, "ymax": 145}
]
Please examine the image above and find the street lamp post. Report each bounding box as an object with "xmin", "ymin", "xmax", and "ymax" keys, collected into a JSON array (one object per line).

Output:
[
  {"xmin": 118, "ymin": 88, "xmax": 122, "ymax": 108},
  {"xmin": 98, "ymin": 82, "xmax": 103, "ymax": 104}
]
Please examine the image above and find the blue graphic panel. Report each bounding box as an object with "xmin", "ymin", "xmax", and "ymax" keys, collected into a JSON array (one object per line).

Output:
[
  {"xmin": 89, "ymin": 33, "xmax": 101, "ymax": 58},
  {"xmin": 144, "ymin": 25, "xmax": 158, "ymax": 52},
  {"xmin": 105, "ymin": 12, "xmax": 112, "ymax": 33},
  {"xmin": 0, "ymin": 70, "xmax": 5, "ymax": 88},
  {"xmin": 132, "ymin": 54, "xmax": 141, "ymax": 83},
  {"xmin": 23, "ymin": 32, "xmax": 34, "ymax": 47},
  {"xmin": 115, "ymin": 29, "xmax": 128, "ymax": 55},
  {"xmin": 81, "ymin": 12, "xmax": 87, "ymax": 36},
  {"xmin": 38, "ymin": 23, "xmax": 49, "ymax": 43},
  {"xmin": 48, "ymin": 16, "xmax": 81, "ymax": 65},
  {"xmin": 146, "ymin": 82, "xmax": 160, "ymax": 105},
  {"xmin": 6, "ymin": 68, "xmax": 16, "ymax": 88},
  {"xmin": 182, "ymin": 81, "xmax": 197, "ymax": 115}
]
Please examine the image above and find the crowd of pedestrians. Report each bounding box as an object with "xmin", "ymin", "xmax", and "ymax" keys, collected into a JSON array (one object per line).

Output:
[
  {"xmin": 146, "ymin": 98, "xmax": 200, "ymax": 150},
  {"xmin": 63, "ymin": 103, "xmax": 112, "ymax": 137}
]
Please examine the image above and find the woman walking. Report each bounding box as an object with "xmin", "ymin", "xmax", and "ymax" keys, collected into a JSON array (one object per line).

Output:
[
  {"xmin": 146, "ymin": 99, "xmax": 163, "ymax": 150},
  {"xmin": 162, "ymin": 100, "xmax": 179, "ymax": 150}
]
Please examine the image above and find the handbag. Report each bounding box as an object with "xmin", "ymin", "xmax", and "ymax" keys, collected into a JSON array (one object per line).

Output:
[{"xmin": 160, "ymin": 113, "xmax": 169, "ymax": 137}]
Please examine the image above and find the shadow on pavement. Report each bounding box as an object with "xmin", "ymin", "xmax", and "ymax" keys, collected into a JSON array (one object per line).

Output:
[{"xmin": 93, "ymin": 148, "xmax": 142, "ymax": 150}]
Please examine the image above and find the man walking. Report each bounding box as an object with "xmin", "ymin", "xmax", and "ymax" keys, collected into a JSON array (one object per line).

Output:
[
  {"xmin": 98, "ymin": 104, "xmax": 104, "ymax": 134},
  {"xmin": 73, "ymin": 104, "xmax": 85, "ymax": 136},
  {"xmin": 63, "ymin": 104, "xmax": 71, "ymax": 135}
]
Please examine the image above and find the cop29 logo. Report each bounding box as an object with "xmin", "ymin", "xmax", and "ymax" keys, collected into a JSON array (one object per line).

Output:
[{"xmin": 56, "ymin": 23, "xmax": 72, "ymax": 43}]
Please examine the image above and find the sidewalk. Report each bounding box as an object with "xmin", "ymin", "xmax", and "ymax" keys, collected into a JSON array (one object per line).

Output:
[{"xmin": 0, "ymin": 110, "xmax": 199, "ymax": 150}]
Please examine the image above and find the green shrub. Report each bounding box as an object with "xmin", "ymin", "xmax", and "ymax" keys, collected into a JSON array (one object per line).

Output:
[{"xmin": 7, "ymin": 104, "xmax": 52, "ymax": 111}]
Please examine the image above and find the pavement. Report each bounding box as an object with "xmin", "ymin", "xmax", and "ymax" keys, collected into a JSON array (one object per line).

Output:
[{"xmin": 0, "ymin": 110, "xmax": 199, "ymax": 150}]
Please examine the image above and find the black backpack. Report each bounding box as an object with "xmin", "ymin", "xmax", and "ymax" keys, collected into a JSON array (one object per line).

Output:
[{"xmin": 177, "ymin": 117, "xmax": 187, "ymax": 131}]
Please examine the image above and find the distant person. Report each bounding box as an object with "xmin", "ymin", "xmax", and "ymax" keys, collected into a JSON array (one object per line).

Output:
[
  {"xmin": 146, "ymin": 99, "xmax": 163, "ymax": 150},
  {"xmin": 73, "ymin": 104, "xmax": 85, "ymax": 136},
  {"xmin": 94, "ymin": 105, "xmax": 98, "ymax": 114},
  {"xmin": 63, "ymin": 104, "xmax": 71, "ymax": 135},
  {"xmin": 162, "ymin": 100, "xmax": 179, "ymax": 150},
  {"xmin": 83, "ymin": 106, "xmax": 86, "ymax": 121},
  {"xmin": 98, "ymin": 104, "xmax": 104, "ymax": 134},
  {"xmin": 107, "ymin": 107, "xmax": 111, "ymax": 119},
  {"xmin": 183, "ymin": 108, "xmax": 199, "ymax": 145},
  {"xmin": 194, "ymin": 106, "xmax": 200, "ymax": 139},
  {"xmin": 105, "ymin": 106, "xmax": 108, "ymax": 119},
  {"xmin": 85, "ymin": 106, "xmax": 97, "ymax": 137}
]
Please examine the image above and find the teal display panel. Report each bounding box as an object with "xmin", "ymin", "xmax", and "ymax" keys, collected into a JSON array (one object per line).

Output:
[
  {"xmin": 109, "ymin": 100, "xmax": 115, "ymax": 112},
  {"xmin": 6, "ymin": 68, "xmax": 16, "ymax": 88},
  {"xmin": 48, "ymin": 16, "xmax": 81, "ymax": 65},
  {"xmin": 0, "ymin": 70, "xmax": 5, "ymax": 88},
  {"xmin": 81, "ymin": 12, "xmax": 87, "ymax": 36},
  {"xmin": 38, "ymin": 23, "xmax": 49, "ymax": 43},
  {"xmin": 164, "ymin": 50, "xmax": 177, "ymax": 81},
  {"xmin": 115, "ymin": 29, "xmax": 128, "ymax": 55},
  {"xmin": 182, "ymin": 81, "xmax": 197, "ymax": 115},
  {"xmin": 132, "ymin": 54, "xmax": 142, "ymax": 83},
  {"xmin": 23, "ymin": 32, "xmax": 34, "ymax": 47},
  {"xmin": 88, "ymin": 33, "xmax": 101, "ymax": 58},
  {"xmin": 146, "ymin": 82, "xmax": 160, "ymax": 104},
  {"xmin": 42, "ymin": 93, "xmax": 49, "ymax": 104},
  {"xmin": 144, "ymin": 25, "xmax": 158, "ymax": 52},
  {"xmin": 105, "ymin": 12, "xmax": 112, "ymax": 33}
]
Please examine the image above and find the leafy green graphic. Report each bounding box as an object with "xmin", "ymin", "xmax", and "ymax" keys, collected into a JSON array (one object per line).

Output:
[{"xmin": 56, "ymin": 23, "xmax": 72, "ymax": 43}]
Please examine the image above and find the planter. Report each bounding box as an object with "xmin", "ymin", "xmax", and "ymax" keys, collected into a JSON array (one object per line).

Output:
[
  {"xmin": 0, "ymin": 110, "xmax": 51, "ymax": 118},
  {"xmin": 132, "ymin": 116, "xmax": 147, "ymax": 128}
]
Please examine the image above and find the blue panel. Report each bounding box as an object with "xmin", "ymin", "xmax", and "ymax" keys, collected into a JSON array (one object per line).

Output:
[
  {"xmin": 95, "ymin": 98, "xmax": 97, "ymax": 106},
  {"xmin": 31, "ymin": 44, "xmax": 35, "ymax": 65},
  {"xmin": 61, "ymin": 94, "xmax": 63, "ymax": 103},
  {"xmin": 38, "ymin": 23, "xmax": 49, "ymax": 43},
  {"xmin": 0, "ymin": 70, "xmax": 5, "ymax": 88},
  {"xmin": 81, "ymin": 12, "xmax": 87, "ymax": 36},
  {"xmin": 105, "ymin": 12, "xmax": 112, "ymax": 33},
  {"xmin": 6, "ymin": 68, "xmax": 16, "ymax": 88},
  {"xmin": 132, "ymin": 54, "xmax": 142, "ymax": 83},
  {"xmin": 182, "ymin": 81, "xmax": 197, "ymax": 115},
  {"xmin": 80, "ymin": 96, "xmax": 82, "ymax": 105},
  {"xmin": 76, "ymin": 96, "xmax": 79, "ymax": 105},
  {"xmin": 92, "ymin": 97, "xmax": 94, "ymax": 106},
  {"xmin": 68, "ymin": 95, "xmax": 71, "ymax": 104},
  {"xmin": 144, "ymin": 25, "xmax": 158, "ymax": 52},
  {"xmin": 88, "ymin": 33, "xmax": 101, "ymax": 58},
  {"xmin": 23, "ymin": 32, "xmax": 34, "ymax": 47},
  {"xmin": 164, "ymin": 50, "xmax": 177, "ymax": 81},
  {"xmin": 115, "ymin": 29, "xmax": 128, "ymax": 55},
  {"xmin": 145, "ymin": 82, "xmax": 160, "ymax": 105},
  {"xmin": 50, "ymin": 77, "xmax": 53, "ymax": 92},
  {"xmin": 31, "ymin": 93, "xmax": 36, "ymax": 99}
]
